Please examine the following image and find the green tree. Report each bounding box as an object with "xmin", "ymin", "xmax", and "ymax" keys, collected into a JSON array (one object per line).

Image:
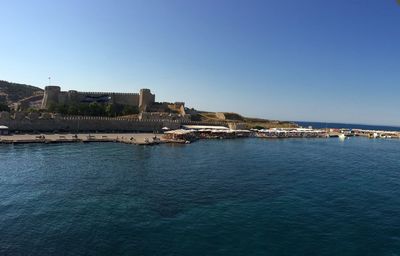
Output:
[
  {"xmin": 47, "ymin": 102, "xmax": 57, "ymax": 112},
  {"xmin": 27, "ymin": 107, "xmax": 39, "ymax": 113},
  {"xmin": 78, "ymin": 104, "xmax": 89, "ymax": 115},
  {"xmin": 114, "ymin": 103, "xmax": 124, "ymax": 116},
  {"xmin": 88, "ymin": 102, "xmax": 105, "ymax": 116},
  {"xmin": 122, "ymin": 105, "xmax": 139, "ymax": 115},
  {"xmin": 57, "ymin": 104, "xmax": 68, "ymax": 115},
  {"xmin": 252, "ymin": 125, "xmax": 265, "ymax": 130},
  {"xmin": 105, "ymin": 104, "xmax": 116, "ymax": 117},
  {"xmin": 67, "ymin": 104, "xmax": 79, "ymax": 115},
  {"xmin": 0, "ymin": 103, "xmax": 10, "ymax": 112}
]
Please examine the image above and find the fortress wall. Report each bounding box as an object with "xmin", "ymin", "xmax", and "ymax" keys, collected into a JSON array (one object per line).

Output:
[
  {"xmin": 78, "ymin": 91, "xmax": 139, "ymax": 96},
  {"xmin": 1, "ymin": 114, "xmax": 225, "ymax": 133},
  {"xmin": 161, "ymin": 121, "xmax": 181, "ymax": 130},
  {"xmin": 58, "ymin": 92, "xmax": 69, "ymax": 105},
  {"xmin": 139, "ymin": 89, "xmax": 155, "ymax": 111},
  {"xmin": 42, "ymin": 86, "xmax": 143, "ymax": 108},
  {"xmin": 68, "ymin": 90, "xmax": 80, "ymax": 103},
  {"xmin": 42, "ymin": 86, "xmax": 159, "ymax": 110},
  {"xmin": 68, "ymin": 92, "xmax": 140, "ymax": 106},
  {"xmin": 41, "ymin": 86, "xmax": 61, "ymax": 108},
  {"xmin": 112, "ymin": 93, "xmax": 139, "ymax": 106},
  {"xmin": 5, "ymin": 118, "xmax": 166, "ymax": 132}
]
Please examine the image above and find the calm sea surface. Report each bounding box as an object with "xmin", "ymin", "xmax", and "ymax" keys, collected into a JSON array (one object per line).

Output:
[{"xmin": 1, "ymin": 138, "xmax": 400, "ymax": 256}]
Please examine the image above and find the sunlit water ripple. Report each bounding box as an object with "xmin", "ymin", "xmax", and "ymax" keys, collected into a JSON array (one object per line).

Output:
[{"xmin": 0, "ymin": 138, "xmax": 399, "ymax": 255}]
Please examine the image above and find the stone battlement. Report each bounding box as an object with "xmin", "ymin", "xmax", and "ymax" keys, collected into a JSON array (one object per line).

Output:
[
  {"xmin": 77, "ymin": 91, "xmax": 139, "ymax": 96},
  {"xmin": 0, "ymin": 111, "xmax": 228, "ymax": 132},
  {"xmin": 41, "ymin": 86, "xmax": 154, "ymax": 110},
  {"xmin": 0, "ymin": 112, "xmax": 228, "ymax": 133}
]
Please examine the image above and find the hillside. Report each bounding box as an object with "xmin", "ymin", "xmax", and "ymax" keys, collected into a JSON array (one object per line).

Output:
[
  {"xmin": 0, "ymin": 80, "xmax": 43, "ymax": 104},
  {"xmin": 192, "ymin": 112, "xmax": 297, "ymax": 129}
]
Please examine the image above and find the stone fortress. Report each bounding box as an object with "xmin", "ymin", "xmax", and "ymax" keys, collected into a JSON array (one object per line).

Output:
[
  {"xmin": 41, "ymin": 86, "xmax": 156, "ymax": 112},
  {"xmin": 41, "ymin": 86, "xmax": 187, "ymax": 116},
  {"xmin": 0, "ymin": 85, "xmax": 232, "ymax": 133}
]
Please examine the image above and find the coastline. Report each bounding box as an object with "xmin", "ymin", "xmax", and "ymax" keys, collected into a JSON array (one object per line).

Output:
[{"xmin": 2, "ymin": 127, "xmax": 400, "ymax": 146}]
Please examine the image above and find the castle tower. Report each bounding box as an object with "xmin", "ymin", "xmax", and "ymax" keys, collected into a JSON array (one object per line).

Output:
[
  {"xmin": 41, "ymin": 86, "xmax": 61, "ymax": 109},
  {"xmin": 67, "ymin": 90, "xmax": 79, "ymax": 104},
  {"xmin": 139, "ymin": 88, "xmax": 155, "ymax": 112}
]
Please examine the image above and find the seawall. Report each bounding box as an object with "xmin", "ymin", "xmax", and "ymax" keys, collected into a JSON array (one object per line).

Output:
[
  {"xmin": 1, "ymin": 117, "xmax": 179, "ymax": 133},
  {"xmin": 0, "ymin": 114, "xmax": 227, "ymax": 133}
]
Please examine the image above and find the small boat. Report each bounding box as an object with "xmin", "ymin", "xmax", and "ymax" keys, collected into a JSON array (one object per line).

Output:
[{"xmin": 338, "ymin": 134, "xmax": 346, "ymax": 140}]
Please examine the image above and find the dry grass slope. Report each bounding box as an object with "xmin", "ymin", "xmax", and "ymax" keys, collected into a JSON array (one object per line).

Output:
[
  {"xmin": 0, "ymin": 80, "xmax": 43, "ymax": 104},
  {"xmin": 193, "ymin": 112, "xmax": 297, "ymax": 129}
]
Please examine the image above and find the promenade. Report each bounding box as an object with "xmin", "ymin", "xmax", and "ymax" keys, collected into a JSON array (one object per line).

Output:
[
  {"xmin": 2, "ymin": 127, "xmax": 400, "ymax": 146},
  {"xmin": 0, "ymin": 133, "xmax": 163, "ymax": 145}
]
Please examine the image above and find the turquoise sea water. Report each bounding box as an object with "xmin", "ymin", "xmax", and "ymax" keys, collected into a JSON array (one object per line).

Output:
[{"xmin": 0, "ymin": 138, "xmax": 400, "ymax": 256}]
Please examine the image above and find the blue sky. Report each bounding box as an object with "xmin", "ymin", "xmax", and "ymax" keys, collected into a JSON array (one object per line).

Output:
[{"xmin": 1, "ymin": 0, "xmax": 399, "ymax": 125}]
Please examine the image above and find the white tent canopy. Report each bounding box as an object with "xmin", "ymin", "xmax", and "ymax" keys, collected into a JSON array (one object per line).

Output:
[
  {"xmin": 164, "ymin": 129, "xmax": 194, "ymax": 135},
  {"xmin": 182, "ymin": 125, "xmax": 229, "ymax": 131}
]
